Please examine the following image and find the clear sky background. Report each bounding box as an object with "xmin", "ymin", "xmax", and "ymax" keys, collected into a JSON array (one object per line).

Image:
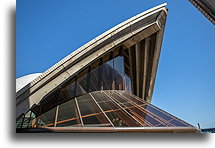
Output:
[{"xmin": 16, "ymin": 0, "xmax": 214, "ymax": 128}]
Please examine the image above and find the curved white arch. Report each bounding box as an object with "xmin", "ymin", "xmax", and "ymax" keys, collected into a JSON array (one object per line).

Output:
[
  {"xmin": 16, "ymin": 73, "xmax": 42, "ymax": 92},
  {"xmin": 16, "ymin": 3, "xmax": 168, "ymax": 118}
]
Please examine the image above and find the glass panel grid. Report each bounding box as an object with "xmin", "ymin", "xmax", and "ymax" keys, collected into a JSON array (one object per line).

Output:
[
  {"xmin": 56, "ymin": 99, "xmax": 80, "ymax": 127},
  {"xmin": 77, "ymin": 93, "xmax": 112, "ymax": 127},
  {"xmin": 20, "ymin": 90, "xmax": 193, "ymax": 129},
  {"xmin": 121, "ymin": 91, "xmax": 192, "ymax": 127}
]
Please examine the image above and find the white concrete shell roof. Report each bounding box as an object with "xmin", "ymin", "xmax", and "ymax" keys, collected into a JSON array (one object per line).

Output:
[
  {"xmin": 16, "ymin": 3, "xmax": 168, "ymax": 117},
  {"xmin": 16, "ymin": 73, "xmax": 42, "ymax": 92}
]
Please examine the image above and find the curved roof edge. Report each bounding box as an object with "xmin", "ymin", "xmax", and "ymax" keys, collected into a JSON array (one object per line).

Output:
[
  {"xmin": 16, "ymin": 73, "xmax": 42, "ymax": 92},
  {"xmin": 16, "ymin": 3, "xmax": 168, "ymax": 117},
  {"xmin": 16, "ymin": 3, "xmax": 167, "ymax": 98}
]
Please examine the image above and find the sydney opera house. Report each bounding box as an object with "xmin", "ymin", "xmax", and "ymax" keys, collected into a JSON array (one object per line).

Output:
[{"xmin": 16, "ymin": 4, "xmax": 199, "ymax": 133}]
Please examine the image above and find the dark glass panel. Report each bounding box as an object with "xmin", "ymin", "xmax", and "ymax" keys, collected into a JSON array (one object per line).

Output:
[
  {"xmin": 105, "ymin": 111, "xmax": 129, "ymax": 127},
  {"xmin": 77, "ymin": 94, "xmax": 102, "ymax": 116},
  {"xmin": 114, "ymin": 56, "xmax": 124, "ymax": 76},
  {"xmin": 102, "ymin": 63, "xmax": 115, "ymax": 90},
  {"xmin": 57, "ymin": 119, "xmax": 81, "ymax": 127},
  {"xmin": 16, "ymin": 114, "xmax": 24, "ymax": 128},
  {"xmin": 21, "ymin": 111, "xmax": 31, "ymax": 128},
  {"xmin": 27, "ymin": 111, "xmax": 36, "ymax": 128},
  {"xmin": 119, "ymin": 102, "xmax": 134, "ymax": 108},
  {"xmin": 56, "ymin": 99, "xmax": 81, "ymax": 127},
  {"xmin": 124, "ymin": 74, "xmax": 131, "ymax": 93},
  {"xmin": 110, "ymin": 93, "xmax": 127, "ymax": 103},
  {"xmin": 91, "ymin": 92, "xmax": 121, "ymax": 111},
  {"xmin": 112, "ymin": 56, "xmax": 125, "ymax": 90},
  {"xmin": 82, "ymin": 114, "xmax": 112, "ymax": 127},
  {"xmin": 90, "ymin": 66, "xmax": 102, "ymax": 91},
  {"xmin": 107, "ymin": 58, "xmax": 114, "ymax": 68},
  {"xmin": 61, "ymin": 79, "xmax": 76, "ymax": 99},
  {"xmin": 77, "ymin": 93, "xmax": 112, "ymax": 127},
  {"xmin": 76, "ymin": 68, "xmax": 88, "ymax": 96},
  {"xmin": 35, "ymin": 107, "xmax": 57, "ymax": 127},
  {"xmin": 35, "ymin": 47, "xmax": 133, "ymax": 120},
  {"xmin": 78, "ymin": 76, "xmax": 88, "ymax": 93},
  {"xmin": 105, "ymin": 110, "xmax": 140, "ymax": 127},
  {"xmin": 90, "ymin": 91, "xmax": 105, "ymax": 102}
]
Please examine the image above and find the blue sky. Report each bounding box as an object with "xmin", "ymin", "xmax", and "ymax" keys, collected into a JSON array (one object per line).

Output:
[{"xmin": 16, "ymin": 0, "xmax": 214, "ymax": 128}]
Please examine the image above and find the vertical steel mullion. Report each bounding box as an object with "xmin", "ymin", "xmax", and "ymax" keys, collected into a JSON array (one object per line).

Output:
[
  {"xmin": 20, "ymin": 113, "xmax": 25, "ymax": 128},
  {"xmin": 112, "ymin": 52, "xmax": 115, "ymax": 90},
  {"xmin": 122, "ymin": 48, "xmax": 125, "ymax": 90},
  {"xmin": 74, "ymin": 76, "xmax": 78, "ymax": 96},
  {"xmin": 86, "ymin": 66, "xmax": 91, "ymax": 92},
  {"xmin": 142, "ymin": 37, "xmax": 150, "ymax": 99},
  {"xmin": 75, "ymin": 98, "xmax": 84, "ymax": 127},
  {"xmin": 98, "ymin": 58, "xmax": 103, "ymax": 90},
  {"xmin": 108, "ymin": 51, "xmax": 114, "ymax": 90},
  {"xmin": 129, "ymin": 46, "xmax": 136, "ymax": 95},
  {"xmin": 102, "ymin": 91, "xmax": 143, "ymax": 126},
  {"xmin": 135, "ymin": 42, "xmax": 141, "ymax": 97},
  {"xmin": 54, "ymin": 105, "xmax": 59, "ymax": 127},
  {"xmin": 27, "ymin": 111, "xmax": 32, "ymax": 128},
  {"xmin": 89, "ymin": 93, "xmax": 114, "ymax": 127}
]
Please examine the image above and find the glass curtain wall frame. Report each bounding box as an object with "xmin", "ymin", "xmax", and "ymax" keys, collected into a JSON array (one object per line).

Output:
[
  {"xmin": 34, "ymin": 46, "xmax": 132, "ymax": 117},
  {"xmin": 17, "ymin": 90, "xmax": 194, "ymax": 129}
]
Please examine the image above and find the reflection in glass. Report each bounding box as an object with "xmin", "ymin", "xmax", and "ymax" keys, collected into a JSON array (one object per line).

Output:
[
  {"xmin": 57, "ymin": 99, "xmax": 80, "ymax": 127},
  {"xmin": 35, "ymin": 107, "xmax": 57, "ymax": 127},
  {"xmin": 41, "ymin": 51, "xmax": 132, "ymax": 111},
  {"xmin": 77, "ymin": 93, "xmax": 112, "ymax": 126},
  {"xmin": 16, "ymin": 114, "xmax": 24, "ymax": 128},
  {"xmin": 17, "ymin": 90, "xmax": 193, "ymax": 129}
]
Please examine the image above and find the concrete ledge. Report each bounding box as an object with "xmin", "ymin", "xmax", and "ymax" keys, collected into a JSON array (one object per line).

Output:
[{"xmin": 17, "ymin": 126, "xmax": 199, "ymax": 133}]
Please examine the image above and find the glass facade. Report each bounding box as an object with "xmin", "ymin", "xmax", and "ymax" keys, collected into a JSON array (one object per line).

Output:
[
  {"xmin": 36, "ymin": 48, "xmax": 132, "ymax": 115},
  {"xmin": 16, "ymin": 48, "xmax": 194, "ymax": 130},
  {"xmin": 17, "ymin": 90, "xmax": 193, "ymax": 128}
]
